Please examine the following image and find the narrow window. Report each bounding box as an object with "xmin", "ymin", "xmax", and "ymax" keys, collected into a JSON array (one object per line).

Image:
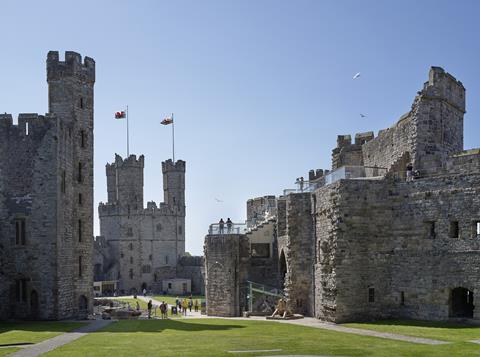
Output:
[
  {"xmin": 425, "ymin": 221, "xmax": 436, "ymax": 239},
  {"xmin": 154, "ymin": 274, "xmax": 157, "ymax": 282},
  {"xmin": 368, "ymin": 288, "xmax": 375, "ymax": 303},
  {"xmin": 168, "ymin": 282, "xmax": 172, "ymax": 289},
  {"xmin": 400, "ymin": 291, "xmax": 405, "ymax": 306},
  {"xmin": 165, "ymin": 255, "xmax": 169, "ymax": 264},
  {"xmin": 178, "ymin": 225, "xmax": 182, "ymax": 235},
  {"xmin": 129, "ymin": 269, "xmax": 133, "ymax": 279},
  {"xmin": 473, "ymin": 221, "xmax": 480, "ymax": 238},
  {"xmin": 130, "ymin": 256, "xmax": 133, "ymax": 264},
  {"xmin": 450, "ymin": 221, "xmax": 459, "ymax": 238},
  {"xmin": 120, "ymin": 252, "xmax": 124, "ymax": 258},
  {"xmin": 25, "ymin": 122, "xmax": 29, "ymax": 136},
  {"xmin": 15, "ymin": 279, "xmax": 27, "ymax": 302},
  {"xmin": 79, "ymin": 256, "xmax": 83, "ymax": 277},
  {"xmin": 149, "ymin": 254, "xmax": 152, "ymax": 261},
  {"xmin": 77, "ymin": 162, "xmax": 83, "ymax": 183},
  {"xmin": 78, "ymin": 193, "xmax": 83, "ymax": 205},
  {"xmin": 80, "ymin": 130, "xmax": 85, "ymax": 148},
  {"xmin": 61, "ymin": 170, "xmax": 66, "ymax": 193},
  {"xmin": 80, "ymin": 97, "xmax": 84, "ymax": 109},
  {"xmin": 15, "ymin": 218, "xmax": 26, "ymax": 245},
  {"xmin": 78, "ymin": 219, "xmax": 82, "ymax": 242}
]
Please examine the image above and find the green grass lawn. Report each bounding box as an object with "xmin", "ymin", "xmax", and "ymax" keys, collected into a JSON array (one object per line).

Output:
[
  {"xmin": 42, "ymin": 318, "xmax": 480, "ymax": 357},
  {"xmin": 343, "ymin": 319, "xmax": 480, "ymax": 342},
  {"xmin": 0, "ymin": 321, "xmax": 85, "ymax": 356}
]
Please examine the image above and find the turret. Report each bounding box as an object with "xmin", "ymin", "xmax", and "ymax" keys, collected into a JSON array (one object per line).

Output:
[{"xmin": 162, "ymin": 159, "xmax": 186, "ymax": 215}]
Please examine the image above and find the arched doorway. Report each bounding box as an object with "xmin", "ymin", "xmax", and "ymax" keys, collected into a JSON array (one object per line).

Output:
[
  {"xmin": 78, "ymin": 295, "xmax": 88, "ymax": 319},
  {"xmin": 279, "ymin": 250, "xmax": 287, "ymax": 289},
  {"xmin": 450, "ymin": 287, "xmax": 474, "ymax": 318},
  {"xmin": 30, "ymin": 290, "xmax": 39, "ymax": 320}
]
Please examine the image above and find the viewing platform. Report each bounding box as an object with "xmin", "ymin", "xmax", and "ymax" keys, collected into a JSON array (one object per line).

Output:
[{"xmin": 208, "ymin": 222, "xmax": 247, "ymax": 235}]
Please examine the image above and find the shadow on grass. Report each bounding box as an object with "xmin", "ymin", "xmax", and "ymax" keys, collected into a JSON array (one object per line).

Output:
[
  {"xmin": 0, "ymin": 321, "xmax": 86, "ymax": 334},
  {"xmin": 97, "ymin": 319, "xmax": 245, "ymax": 333},
  {"xmin": 358, "ymin": 319, "xmax": 480, "ymax": 330}
]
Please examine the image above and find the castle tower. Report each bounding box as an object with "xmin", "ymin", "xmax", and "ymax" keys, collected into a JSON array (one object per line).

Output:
[
  {"xmin": 106, "ymin": 154, "xmax": 145, "ymax": 214},
  {"xmin": 47, "ymin": 51, "xmax": 95, "ymax": 318},
  {"xmin": 413, "ymin": 67, "xmax": 466, "ymax": 174},
  {"xmin": 162, "ymin": 159, "xmax": 186, "ymax": 258}
]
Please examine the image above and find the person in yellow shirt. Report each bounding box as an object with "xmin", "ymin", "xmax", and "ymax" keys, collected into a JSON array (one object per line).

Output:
[{"xmin": 182, "ymin": 298, "xmax": 188, "ymax": 316}]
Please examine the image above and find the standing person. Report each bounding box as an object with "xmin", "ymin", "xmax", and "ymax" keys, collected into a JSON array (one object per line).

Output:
[
  {"xmin": 226, "ymin": 218, "xmax": 233, "ymax": 233},
  {"xmin": 143, "ymin": 288, "xmax": 147, "ymax": 297},
  {"xmin": 406, "ymin": 163, "xmax": 414, "ymax": 182},
  {"xmin": 147, "ymin": 300, "xmax": 152, "ymax": 319},
  {"xmin": 182, "ymin": 298, "xmax": 188, "ymax": 316},
  {"xmin": 188, "ymin": 297, "xmax": 193, "ymax": 312},
  {"xmin": 175, "ymin": 296, "xmax": 179, "ymax": 309},
  {"xmin": 219, "ymin": 218, "xmax": 225, "ymax": 234},
  {"xmin": 194, "ymin": 299, "xmax": 199, "ymax": 312}
]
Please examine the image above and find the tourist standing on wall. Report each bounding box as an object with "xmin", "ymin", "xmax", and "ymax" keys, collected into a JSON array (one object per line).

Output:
[
  {"xmin": 219, "ymin": 218, "xmax": 225, "ymax": 234},
  {"xmin": 226, "ymin": 218, "xmax": 233, "ymax": 233}
]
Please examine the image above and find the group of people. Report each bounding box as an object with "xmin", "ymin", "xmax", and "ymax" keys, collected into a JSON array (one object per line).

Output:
[
  {"xmin": 175, "ymin": 296, "xmax": 199, "ymax": 315},
  {"xmin": 218, "ymin": 218, "xmax": 233, "ymax": 233}
]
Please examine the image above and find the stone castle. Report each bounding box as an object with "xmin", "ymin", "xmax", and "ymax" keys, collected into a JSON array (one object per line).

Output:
[
  {"xmin": 95, "ymin": 155, "xmax": 204, "ymax": 295},
  {"xmin": 0, "ymin": 51, "xmax": 95, "ymax": 320},
  {"xmin": 205, "ymin": 67, "xmax": 480, "ymax": 322}
]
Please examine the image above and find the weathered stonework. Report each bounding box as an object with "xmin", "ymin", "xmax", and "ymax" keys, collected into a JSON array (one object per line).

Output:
[
  {"xmin": 204, "ymin": 67, "xmax": 480, "ymax": 322},
  {"xmin": 96, "ymin": 156, "xmax": 188, "ymax": 294},
  {"xmin": 0, "ymin": 51, "xmax": 95, "ymax": 320}
]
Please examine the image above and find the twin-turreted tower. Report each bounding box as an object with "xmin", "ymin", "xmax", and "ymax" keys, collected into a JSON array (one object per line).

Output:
[
  {"xmin": 0, "ymin": 51, "xmax": 95, "ymax": 320},
  {"xmin": 97, "ymin": 155, "xmax": 186, "ymax": 294}
]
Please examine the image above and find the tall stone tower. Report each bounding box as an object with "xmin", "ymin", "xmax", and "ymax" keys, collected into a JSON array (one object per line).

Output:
[
  {"xmin": 0, "ymin": 51, "xmax": 95, "ymax": 320},
  {"xmin": 162, "ymin": 159, "xmax": 186, "ymax": 257},
  {"xmin": 47, "ymin": 51, "xmax": 95, "ymax": 318}
]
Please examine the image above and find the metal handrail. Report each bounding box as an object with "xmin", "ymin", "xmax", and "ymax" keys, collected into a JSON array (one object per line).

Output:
[{"xmin": 208, "ymin": 222, "xmax": 247, "ymax": 235}]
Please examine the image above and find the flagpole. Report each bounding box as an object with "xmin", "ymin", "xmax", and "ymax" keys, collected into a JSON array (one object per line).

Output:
[
  {"xmin": 126, "ymin": 105, "xmax": 130, "ymax": 157},
  {"xmin": 172, "ymin": 112, "xmax": 175, "ymax": 162}
]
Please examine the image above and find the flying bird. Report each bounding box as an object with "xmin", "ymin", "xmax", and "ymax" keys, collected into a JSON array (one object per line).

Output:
[
  {"xmin": 353, "ymin": 72, "xmax": 361, "ymax": 80},
  {"xmin": 214, "ymin": 198, "xmax": 223, "ymax": 203},
  {"xmin": 360, "ymin": 113, "xmax": 367, "ymax": 118}
]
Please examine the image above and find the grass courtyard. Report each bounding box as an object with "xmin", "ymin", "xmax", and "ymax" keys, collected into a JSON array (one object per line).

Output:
[
  {"xmin": 2, "ymin": 319, "xmax": 480, "ymax": 356},
  {"xmin": 0, "ymin": 321, "xmax": 85, "ymax": 356},
  {"xmin": 33, "ymin": 318, "xmax": 480, "ymax": 357}
]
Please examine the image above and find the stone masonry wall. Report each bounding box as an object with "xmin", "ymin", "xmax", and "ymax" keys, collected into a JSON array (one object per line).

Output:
[
  {"xmin": 204, "ymin": 234, "xmax": 249, "ymax": 316},
  {"xmin": 284, "ymin": 192, "xmax": 315, "ymax": 316}
]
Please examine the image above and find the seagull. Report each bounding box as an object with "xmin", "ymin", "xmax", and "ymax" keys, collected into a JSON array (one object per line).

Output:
[
  {"xmin": 214, "ymin": 198, "xmax": 223, "ymax": 203},
  {"xmin": 353, "ymin": 72, "xmax": 361, "ymax": 80},
  {"xmin": 360, "ymin": 113, "xmax": 367, "ymax": 118}
]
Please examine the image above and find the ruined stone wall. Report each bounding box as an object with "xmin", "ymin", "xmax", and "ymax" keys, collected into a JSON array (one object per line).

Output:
[
  {"xmin": 445, "ymin": 151, "xmax": 480, "ymax": 175},
  {"xmin": 313, "ymin": 182, "xmax": 342, "ymax": 321},
  {"xmin": 284, "ymin": 192, "xmax": 315, "ymax": 316},
  {"xmin": 319, "ymin": 170, "xmax": 480, "ymax": 322},
  {"xmin": 331, "ymin": 135, "xmax": 364, "ymax": 170},
  {"xmin": 246, "ymin": 195, "xmax": 277, "ymax": 226},
  {"xmin": 176, "ymin": 256, "xmax": 205, "ymax": 295},
  {"xmin": 361, "ymin": 67, "xmax": 465, "ymax": 176},
  {"xmin": 204, "ymin": 234, "xmax": 249, "ymax": 316}
]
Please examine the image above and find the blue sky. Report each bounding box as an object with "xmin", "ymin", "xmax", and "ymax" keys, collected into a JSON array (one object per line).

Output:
[{"xmin": 1, "ymin": 0, "xmax": 479, "ymax": 255}]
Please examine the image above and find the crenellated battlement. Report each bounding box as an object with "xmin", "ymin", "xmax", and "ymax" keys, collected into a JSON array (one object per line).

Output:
[
  {"xmin": 47, "ymin": 51, "xmax": 95, "ymax": 83},
  {"xmin": 420, "ymin": 66, "xmax": 465, "ymax": 113},
  {"xmin": 0, "ymin": 113, "xmax": 57, "ymax": 138},
  {"xmin": 336, "ymin": 135, "xmax": 352, "ymax": 148},
  {"xmin": 106, "ymin": 154, "xmax": 145, "ymax": 171},
  {"xmin": 308, "ymin": 169, "xmax": 330, "ymax": 181},
  {"xmin": 355, "ymin": 131, "xmax": 374, "ymax": 145},
  {"xmin": 162, "ymin": 159, "xmax": 186, "ymax": 173}
]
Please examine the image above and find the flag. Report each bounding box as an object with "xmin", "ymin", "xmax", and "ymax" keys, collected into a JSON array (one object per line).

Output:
[
  {"xmin": 115, "ymin": 111, "xmax": 126, "ymax": 119},
  {"xmin": 161, "ymin": 116, "xmax": 173, "ymax": 125}
]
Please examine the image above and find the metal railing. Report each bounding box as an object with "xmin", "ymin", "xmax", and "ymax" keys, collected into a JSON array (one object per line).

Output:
[{"xmin": 208, "ymin": 222, "xmax": 247, "ymax": 235}]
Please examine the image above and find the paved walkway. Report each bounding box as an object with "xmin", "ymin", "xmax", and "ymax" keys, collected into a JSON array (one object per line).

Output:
[
  {"xmin": 8, "ymin": 319, "xmax": 112, "ymax": 357},
  {"xmin": 137, "ymin": 296, "xmax": 448, "ymax": 345}
]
